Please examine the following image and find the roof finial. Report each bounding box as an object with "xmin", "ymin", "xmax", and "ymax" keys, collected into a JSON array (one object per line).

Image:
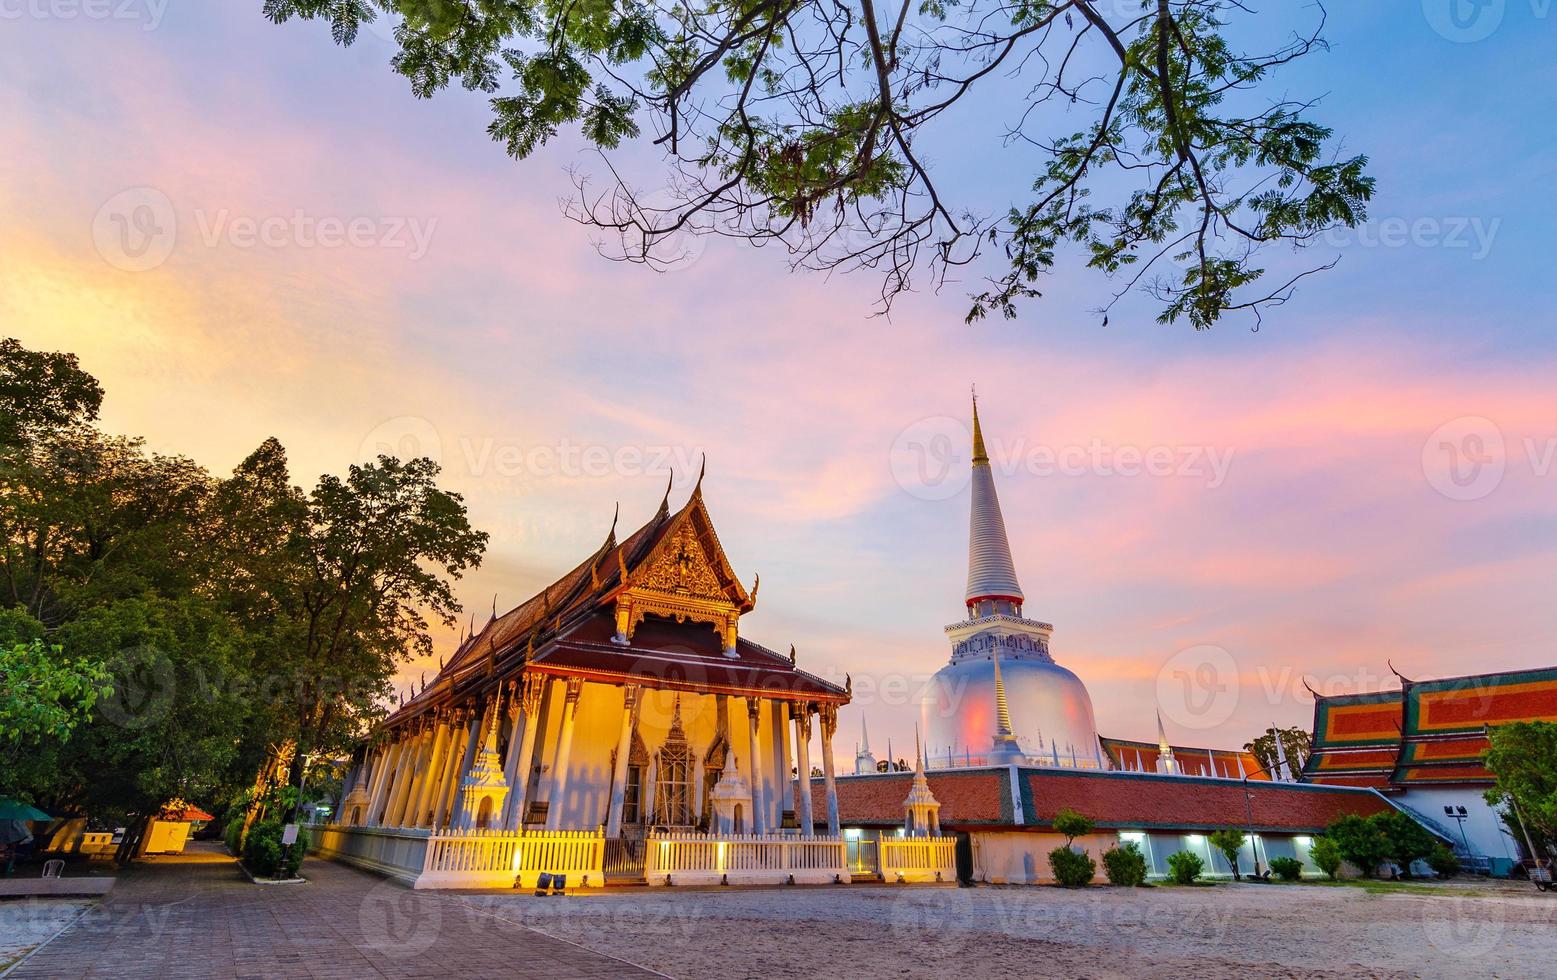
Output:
[
  {"xmin": 693, "ymin": 453, "xmax": 706, "ymax": 496},
  {"xmin": 657, "ymin": 469, "xmax": 674, "ymax": 519},
  {"xmin": 608, "ymin": 501, "xmax": 620, "ymax": 542},
  {"xmin": 971, "ymin": 386, "xmax": 989, "ymax": 466}
]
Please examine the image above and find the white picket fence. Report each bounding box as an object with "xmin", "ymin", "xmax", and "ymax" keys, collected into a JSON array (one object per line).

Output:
[
  {"xmin": 420, "ymin": 828, "xmax": 604, "ymax": 889},
  {"xmin": 881, "ymin": 836, "xmax": 956, "ymax": 883},
  {"xmin": 308, "ymin": 824, "xmax": 603, "ymax": 889},
  {"xmin": 644, "ymin": 833, "xmax": 849, "ymax": 886}
]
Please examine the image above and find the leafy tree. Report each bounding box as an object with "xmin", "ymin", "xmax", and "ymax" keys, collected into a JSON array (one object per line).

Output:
[
  {"xmin": 1244, "ymin": 726, "xmax": 1311, "ymax": 777},
  {"xmin": 0, "ymin": 638, "xmax": 111, "ymax": 800},
  {"xmin": 1047, "ymin": 807, "xmax": 1097, "ymax": 886},
  {"xmin": 1483, "ymin": 721, "xmax": 1557, "ymax": 848},
  {"xmin": 1102, "ymin": 841, "xmax": 1148, "ymax": 886},
  {"xmin": 1207, "ymin": 828, "xmax": 1246, "ymax": 880},
  {"xmin": 263, "ymin": 1, "xmax": 1373, "ymax": 329},
  {"xmin": 0, "ymin": 337, "xmax": 103, "ymax": 450},
  {"xmin": 1372, "ymin": 810, "xmax": 1436, "ymax": 876},
  {"xmin": 1166, "ymin": 850, "xmax": 1203, "ymax": 885},
  {"xmin": 1324, "ymin": 813, "xmax": 1389, "ymax": 878},
  {"xmin": 50, "ymin": 596, "xmax": 252, "ymax": 851},
  {"xmin": 1052, "ymin": 807, "xmax": 1093, "ymax": 843},
  {"xmin": 1309, "ymin": 836, "xmax": 1342, "ymax": 880}
]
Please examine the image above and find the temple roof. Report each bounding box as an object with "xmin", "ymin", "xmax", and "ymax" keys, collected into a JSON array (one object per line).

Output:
[
  {"xmin": 382, "ymin": 479, "xmax": 846, "ymax": 731},
  {"xmin": 816, "ymin": 767, "xmax": 1388, "ymax": 832},
  {"xmin": 1098, "ymin": 737, "xmax": 1268, "ymax": 780},
  {"xmin": 1300, "ymin": 665, "xmax": 1557, "ymax": 788},
  {"xmin": 965, "ymin": 397, "xmax": 1024, "ymax": 607}
]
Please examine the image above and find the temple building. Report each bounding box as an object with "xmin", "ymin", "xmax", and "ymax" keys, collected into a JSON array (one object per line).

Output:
[
  {"xmin": 1301, "ymin": 666, "xmax": 1557, "ymax": 876},
  {"xmin": 324, "ymin": 474, "xmax": 864, "ymax": 888}
]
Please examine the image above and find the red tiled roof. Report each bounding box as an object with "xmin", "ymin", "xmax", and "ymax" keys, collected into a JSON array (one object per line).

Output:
[
  {"xmin": 1300, "ymin": 665, "xmax": 1557, "ymax": 789},
  {"xmin": 1100, "ymin": 737, "xmax": 1267, "ymax": 780},
  {"xmin": 823, "ymin": 767, "xmax": 1389, "ymax": 833},
  {"xmin": 813, "ymin": 771, "xmax": 1009, "ymax": 826},
  {"xmin": 1024, "ymin": 770, "xmax": 1392, "ymax": 833}
]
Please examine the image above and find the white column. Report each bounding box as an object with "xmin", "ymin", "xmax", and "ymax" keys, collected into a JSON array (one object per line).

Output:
[
  {"xmin": 385, "ymin": 729, "xmax": 427, "ymax": 827},
  {"xmin": 794, "ymin": 708, "xmax": 815, "ymax": 837},
  {"xmin": 773, "ymin": 701, "xmax": 792, "ymax": 826},
  {"xmin": 746, "ymin": 697, "xmax": 766, "ymax": 835},
  {"xmin": 820, "ymin": 705, "xmax": 840, "ymax": 837},
  {"xmin": 444, "ymin": 710, "xmax": 481, "ymax": 828},
  {"xmin": 365, "ymin": 741, "xmax": 401, "ymax": 822},
  {"xmin": 504, "ymin": 675, "xmax": 547, "ymax": 829},
  {"xmin": 606, "ymin": 685, "xmax": 642, "ymax": 837},
  {"xmin": 408, "ymin": 720, "xmax": 451, "ymax": 828},
  {"xmin": 544, "ymin": 679, "xmax": 584, "ymax": 830}
]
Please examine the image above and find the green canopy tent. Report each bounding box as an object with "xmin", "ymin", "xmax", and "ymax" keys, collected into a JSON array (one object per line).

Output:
[{"xmin": 0, "ymin": 800, "xmax": 50, "ymax": 822}]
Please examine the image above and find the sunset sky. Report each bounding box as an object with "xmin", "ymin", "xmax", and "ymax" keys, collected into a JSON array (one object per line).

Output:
[{"xmin": 3, "ymin": 3, "xmax": 1554, "ymax": 760}]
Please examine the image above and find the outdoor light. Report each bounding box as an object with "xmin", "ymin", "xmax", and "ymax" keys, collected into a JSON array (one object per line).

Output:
[{"xmin": 1444, "ymin": 806, "xmax": 1454, "ymax": 815}]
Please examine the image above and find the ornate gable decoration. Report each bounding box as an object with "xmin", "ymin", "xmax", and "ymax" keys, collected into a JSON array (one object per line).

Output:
[
  {"xmin": 610, "ymin": 493, "xmax": 751, "ymax": 658},
  {"xmin": 637, "ymin": 522, "xmax": 727, "ymax": 600}
]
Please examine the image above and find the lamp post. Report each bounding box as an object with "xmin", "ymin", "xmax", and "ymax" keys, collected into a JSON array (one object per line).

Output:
[
  {"xmin": 1240, "ymin": 757, "xmax": 1284, "ymax": 878},
  {"xmin": 1443, "ymin": 805, "xmax": 1471, "ymax": 855}
]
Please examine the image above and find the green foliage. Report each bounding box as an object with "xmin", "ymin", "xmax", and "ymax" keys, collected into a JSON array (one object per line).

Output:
[
  {"xmin": 1325, "ymin": 814, "xmax": 1389, "ymax": 877},
  {"xmin": 0, "ymin": 338, "xmax": 486, "ymax": 837},
  {"xmin": 1207, "ymin": 828, "xmax": 1247, "ymax": 879},
  {"xmin": 0, "ymin": 336, "xmax": 103, "ymax": 449},
  {"xmin": 1052, "ymin": 808, "xmax": 1093, "ymax": 844},
  {"xmin": 242, "ymin": 820, "xmax": 309, "ymax": 879},
  {"xmin": 1373, "ymin": 810, "xmax": 1436, "ymax": 873},
  {"xmin": 1102, "ymin": 841, "xmax": 1148, "ymax": 887},
  {"xmin": 0, "ymin": 638, "xmax": 112, "ymax": 799},
  {"xmin": 1426, "ymin": 844, "xmax": 1460, "ymax": 878},
  {"xmin": 224, "ymin": 815, "xmax": 245, "ymax": 855},
  {"xmin": 1048, "ymin": 845, "xmax": 1097, "ymax": 887},
  {"xmin": 1310, "ymin": 837, "xmax": 1343, "ymax": 880},
  {"xmin": 263, "ymin": 1, "xmax": 1372, "ymax": 329},
  {"xmin": 1166, "ymin": 850, "xmax": 1204, "ymax": 885},
  {"xmin": 1268, "ymin": 856, "xmax": 1304, "ymax": 882},
  {"xmin": 1244, "ymin": 726, "xmax": 1311, "ymax": 777},
  {"xmin": 1484, "ymin": 721, "xmax": 1557, "ymax": 846}
]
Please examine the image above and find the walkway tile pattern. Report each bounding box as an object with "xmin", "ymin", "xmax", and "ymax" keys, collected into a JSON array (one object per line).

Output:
[{"xmin": 8, "ymin": 845, "xmax": 656, "ymax": 980}]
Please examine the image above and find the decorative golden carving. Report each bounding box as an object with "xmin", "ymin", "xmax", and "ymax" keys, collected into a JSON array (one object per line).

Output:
[
  {"xmin": 520, "ymin": 673, "xmax": 546, "ymax": 715},
  {"xmin": 820, "ymin": 704, "xmax": 838, "ymax": 741},
  {"xmin": 637, "ymin": 523, "xmax": 726, "ymax": 599}
]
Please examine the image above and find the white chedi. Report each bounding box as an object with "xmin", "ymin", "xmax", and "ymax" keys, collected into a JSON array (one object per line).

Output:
[{"xmin": 922, "ymin": 398, "xmax": 1103, "ymax": 769}]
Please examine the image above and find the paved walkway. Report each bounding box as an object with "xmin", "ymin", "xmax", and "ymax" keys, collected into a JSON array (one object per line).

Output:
[{"xmin": 7, "ymin": 844, "xmax": 657, "ymax": 979}]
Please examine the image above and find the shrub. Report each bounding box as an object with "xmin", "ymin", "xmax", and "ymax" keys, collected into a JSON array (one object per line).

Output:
[
  {"xmin": 1049, "ymin": 845, "xmax": 1097, "ymax": 887},
  {"xmin": 1325, "ymin": 813, "xmax": 1389, "ymax": 877},
  {"xmin": 1102, "ymin": 842, "xmax": 1148, "ymax": 887},
  {"xmin": 1427, "ymin": 844, "xmax": 1461, "ymax": 878},
  {"xmin": 242, "ymin": 821, "xmax": 308, "ymax": 879},
  {"xmin": 224, "ymin": 816, "xmax": 245, "ymax": 856},
  {"xmin": 1373, "ymin": 811, "xmax": 1436, "ymax": 875},
  {"xmin": 1166, "ymin": 850, "xmax": 1204, "ymax": 885},
  {"xmin": 1052, "ymin": 808, "xmax": 1094, "ymax": 843},
  {"xmin": 1208, "ymin": 829, "xmax": 1248, "ymax": 880},
  {"xmin": 1310, "ymin": 837, "xmax": 1343, "ymax": 880},
  {"xmin": 1268, "ymin": 856, "xmax": 1304, "ymax": 881}
]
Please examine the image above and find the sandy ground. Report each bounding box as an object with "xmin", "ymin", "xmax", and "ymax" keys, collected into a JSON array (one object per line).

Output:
[
  {"xmin": 0, "ymin": 899, "xmax": 93, "ymax": 972},
  {"xmin": 440, "ymin": 879, "xmax": 1557, "ymax": 979}
]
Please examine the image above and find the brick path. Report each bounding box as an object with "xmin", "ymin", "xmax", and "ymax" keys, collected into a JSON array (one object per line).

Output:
[{"xmin": 8, "ymin": 843, "xmax": 658, "ymax": 979}]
